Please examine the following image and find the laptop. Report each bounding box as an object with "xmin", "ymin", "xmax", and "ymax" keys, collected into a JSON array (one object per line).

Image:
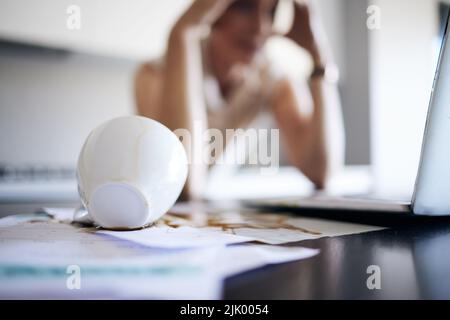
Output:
[{"xmin": 246, "ymin": 13, "xmax": 450, "ymax": 224}]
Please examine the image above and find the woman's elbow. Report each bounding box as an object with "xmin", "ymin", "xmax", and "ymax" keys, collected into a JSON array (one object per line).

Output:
[
  {"xmin": 306, "ymin": 163, "xmax": 330, "ymax": 190},
  {"xmin": 295, "ymin": 153, "xmax": 340, "ymax": 190}
]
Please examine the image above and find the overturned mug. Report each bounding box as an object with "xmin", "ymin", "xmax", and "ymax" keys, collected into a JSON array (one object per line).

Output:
[{"xmin": 76, "ymin": 116, "xmax": 188, "ymax": 230}]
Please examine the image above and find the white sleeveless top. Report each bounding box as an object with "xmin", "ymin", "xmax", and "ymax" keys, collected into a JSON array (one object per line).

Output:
[
  {"xmin": 202, "ymin": 51, "xmax": 279, "ymax": 134},
  {"xmin": 200, "ymin": 43, "xmax": 288, "ymax": 171},
  {"xmin": 152, "ymin": 37, "xmax": 307, "ymax": 169}
]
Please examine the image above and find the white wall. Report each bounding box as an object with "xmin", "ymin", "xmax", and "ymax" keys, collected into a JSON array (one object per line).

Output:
[
  {"xmin": 369, "ymin": 0, "xmax": 440, "ymax": 197},
  {"xmin": 0, "ymin": 47, "xmax": 136, "ymax": 167},
  {"xmin": 316, "ymin": 0, "xmax": 347, "ymax": 80},
  {"xmin": 0, "ymin": 0, "xmax": 349, "ymax": 63},
  {"xmin": 0, "ymin": 0, "xmax": 190, "ymax": 60}
]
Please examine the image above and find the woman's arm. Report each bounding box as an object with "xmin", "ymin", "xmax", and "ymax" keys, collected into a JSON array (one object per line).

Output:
[
  {"xmin": 272, "ymin": 70, "xmax": 345, "ymax": 189},
  {"xmin": 135, "ymin": 0, "xmax": 234, "ymax": 200},
  {"xmin": 271, "ymin": 1, "xmax": 345, "ymax": 189}
]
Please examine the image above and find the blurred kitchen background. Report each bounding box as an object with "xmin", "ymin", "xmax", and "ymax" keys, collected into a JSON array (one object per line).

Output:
[{"xmin": 0, "ymin": 0, "xmax": 449, "ymax": 215}]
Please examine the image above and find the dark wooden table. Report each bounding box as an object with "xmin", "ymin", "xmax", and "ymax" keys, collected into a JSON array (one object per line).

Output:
[
  {"xmin": 3, "ymin": 202, "xmax": 450, "ymax": 299},
  {"xmin": 225, "ymin": 219, "xmax": 450, "ymax": 299}
]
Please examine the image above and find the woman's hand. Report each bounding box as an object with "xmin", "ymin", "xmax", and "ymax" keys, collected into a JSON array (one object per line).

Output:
[
  {"xmin": 285, "ymin": 0, "xmax": 329, "ymax": 66},
  {"xmin": 163, "ymin": 0, "xmax": 237, "ymax": 201},
  {"xmin": 174, "ymin": 0, "xmax": 236, "ymax": 33},
  {"xmin": 271, "ymin": 1, "xmax": 344, "ymax": 189}
]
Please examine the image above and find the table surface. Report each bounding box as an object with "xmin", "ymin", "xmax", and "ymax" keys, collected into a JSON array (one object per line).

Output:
[
  {"xmin": 225, "ymin": 218, "xmax": 450, "ymax": 299},
  {"xmin": 2, "ymin": 202, "xmax": 450, "ymax": 300}
]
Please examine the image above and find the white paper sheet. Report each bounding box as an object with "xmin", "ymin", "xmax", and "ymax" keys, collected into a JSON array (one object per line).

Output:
[
  {"xmin": 211, "ymin": 244, "xmax": 319, "ymax": 277},
  {"xmin": 164, "ymin": 204, "xmax": 386, "ymax": 245},
  {"xmin": 98, "ymin": 226, "xmax": 254, "ymax": 249},
  {"xmin": 44, "ymin": 206, "xmax": 385, "ymax": 247},
  {"xmin": 0, "ymin": 216, "xmax": 318, "ymax": 299},
  {"xmin": 0, "ymin": 217, "xmax": 219, "ymax": 299},
  {"xmin": 228, "ymin": 215, "xmax": 386, "ymax": 244}
]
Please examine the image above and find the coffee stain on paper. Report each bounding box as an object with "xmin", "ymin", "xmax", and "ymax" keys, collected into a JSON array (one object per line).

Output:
[{"xmin": 159, "ymin": 210, "xmax": 322, "ymax": 236}]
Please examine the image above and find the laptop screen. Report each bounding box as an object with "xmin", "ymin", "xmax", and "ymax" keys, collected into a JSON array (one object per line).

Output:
[{"xmin": 412, "ymin": 11, "xmax": 450, "ymax": 215}]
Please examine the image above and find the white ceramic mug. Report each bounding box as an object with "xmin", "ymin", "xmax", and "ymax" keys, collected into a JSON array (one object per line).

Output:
[{"xmin": 76, "ymin": 116, "xmax": 188, "ymax": 230}]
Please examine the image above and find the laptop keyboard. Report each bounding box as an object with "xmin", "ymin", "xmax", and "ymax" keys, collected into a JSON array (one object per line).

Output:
[
  {"xmin": 0, "ymin": 165, "xmax": 79, "ymax": 203},
  {"xmin": 0, "ymin": 165, "xmax": 76, "ymax": 182}
]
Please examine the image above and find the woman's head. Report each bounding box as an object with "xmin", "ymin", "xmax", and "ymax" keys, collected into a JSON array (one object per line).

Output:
[{"xmin": 211, "ymin": 0, "xmax": 279, "ymax": 65}]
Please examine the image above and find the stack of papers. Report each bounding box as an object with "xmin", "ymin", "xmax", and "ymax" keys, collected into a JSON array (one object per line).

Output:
[
  {"xmin": 0, "ymin": 204, "xmax": 384, "ymax": 299},
  {"xmin": 98, "ymin": 203, "xmax": 384, "ymax": 246}
]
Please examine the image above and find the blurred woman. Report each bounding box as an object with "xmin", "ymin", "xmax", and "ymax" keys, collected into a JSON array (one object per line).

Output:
[{"xmin": 135, "ymin": 0, "xmax": 345, "ymax": 200}]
